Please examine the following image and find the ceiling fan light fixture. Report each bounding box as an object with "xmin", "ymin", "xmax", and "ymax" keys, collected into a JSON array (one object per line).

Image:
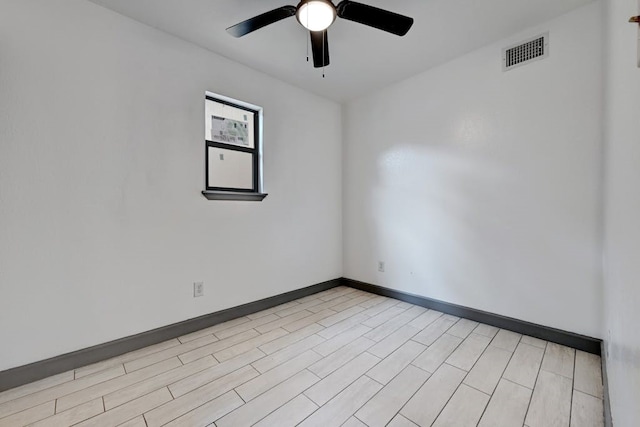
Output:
[{"xmin": 296, "ymin": 0, "xmax": 336, "ymax": 32}]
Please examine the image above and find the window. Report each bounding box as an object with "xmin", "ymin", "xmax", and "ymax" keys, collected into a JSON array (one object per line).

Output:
[{"xmin": 201, "ymin": 92, "xmax": 267, "ymax": 201}]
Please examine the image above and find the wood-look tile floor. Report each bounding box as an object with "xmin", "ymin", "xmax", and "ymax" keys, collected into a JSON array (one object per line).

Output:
[{"xmin": 0, "ymin": 286, "xmax": 605, "ymax": 427}]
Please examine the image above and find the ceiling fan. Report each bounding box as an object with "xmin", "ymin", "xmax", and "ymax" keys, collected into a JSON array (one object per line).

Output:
[{"xmin": 226, "ymin": 0, "xmax": 414, "ymax": 68}]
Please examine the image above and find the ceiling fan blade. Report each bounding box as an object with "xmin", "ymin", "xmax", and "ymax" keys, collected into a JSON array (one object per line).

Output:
[
  {"xmin": 310, "ymin": 30, "xmax": 330, "ymax": 68},
  {"xmin": 226, "ymin": 6, "xmax": 297, "ymax": 37},
  {"xmin": 336, "ymin": 1, "xmax": 414, "ymax": 36}
]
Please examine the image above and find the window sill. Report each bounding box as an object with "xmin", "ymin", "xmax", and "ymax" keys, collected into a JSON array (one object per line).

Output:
[{"xmin": 201, "ymin": 191, "xmax": 268, "ymax": 202}]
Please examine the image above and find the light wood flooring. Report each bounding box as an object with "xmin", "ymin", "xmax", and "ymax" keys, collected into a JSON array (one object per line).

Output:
[{"xmin": 0, "ymin": 286, "xmax": 605, "ymax": 426}]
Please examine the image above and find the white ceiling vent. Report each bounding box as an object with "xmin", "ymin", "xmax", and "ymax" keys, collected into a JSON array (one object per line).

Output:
[{"xmin": 503, "ymin": 32, "xmax": 549, "ymax": 71}]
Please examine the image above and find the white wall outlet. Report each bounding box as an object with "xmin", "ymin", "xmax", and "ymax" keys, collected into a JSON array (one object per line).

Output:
[
  {"xmin": 378, "ymin": 261, "xmax": 385, "ymax": 272},
  {"xmin": 194, "ymin": 282, "xmax": 204, "ymax": 297}
]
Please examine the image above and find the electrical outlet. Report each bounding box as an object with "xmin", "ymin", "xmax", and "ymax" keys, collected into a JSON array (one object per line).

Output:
[
  {"xmin": 194, "ymin": 282, "xmax": 204, "ymax": 297},
  {"xmin": 378, "ymin": 261, "xmax": 385, "ymax": 272}
]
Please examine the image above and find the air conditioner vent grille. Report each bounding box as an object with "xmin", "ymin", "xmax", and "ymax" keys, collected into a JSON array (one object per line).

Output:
[{"xmin": 503, "ymin": 33, "xmax": 549, "ymax": 71}]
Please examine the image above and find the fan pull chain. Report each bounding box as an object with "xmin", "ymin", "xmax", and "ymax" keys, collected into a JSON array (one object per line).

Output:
[{"xmin": 322, "ymin": 31, "xmax": 325, "ymax": 78}]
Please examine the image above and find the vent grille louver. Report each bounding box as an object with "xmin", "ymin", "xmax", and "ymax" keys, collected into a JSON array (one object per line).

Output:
[{"xmin": 503, "ymin": 33, "xmax": 549, "ymax": 71}]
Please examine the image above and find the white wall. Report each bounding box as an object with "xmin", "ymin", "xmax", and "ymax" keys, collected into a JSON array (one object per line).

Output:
[
  {"xmin": 0, "ymin": 0, "xmax": 342, "ymax": 371},
  {"xmin": 343, "ymin": 2, "xmax": 603, "ymax": 338},
  {"xmin": 602, "ymin": 0, "xmax": 640, "ymax": 424}
]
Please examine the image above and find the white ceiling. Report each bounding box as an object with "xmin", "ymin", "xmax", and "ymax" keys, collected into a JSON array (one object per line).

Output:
[{"xmin": 87, "ymin": 0, "xmax": 593, "ymax": 102}]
